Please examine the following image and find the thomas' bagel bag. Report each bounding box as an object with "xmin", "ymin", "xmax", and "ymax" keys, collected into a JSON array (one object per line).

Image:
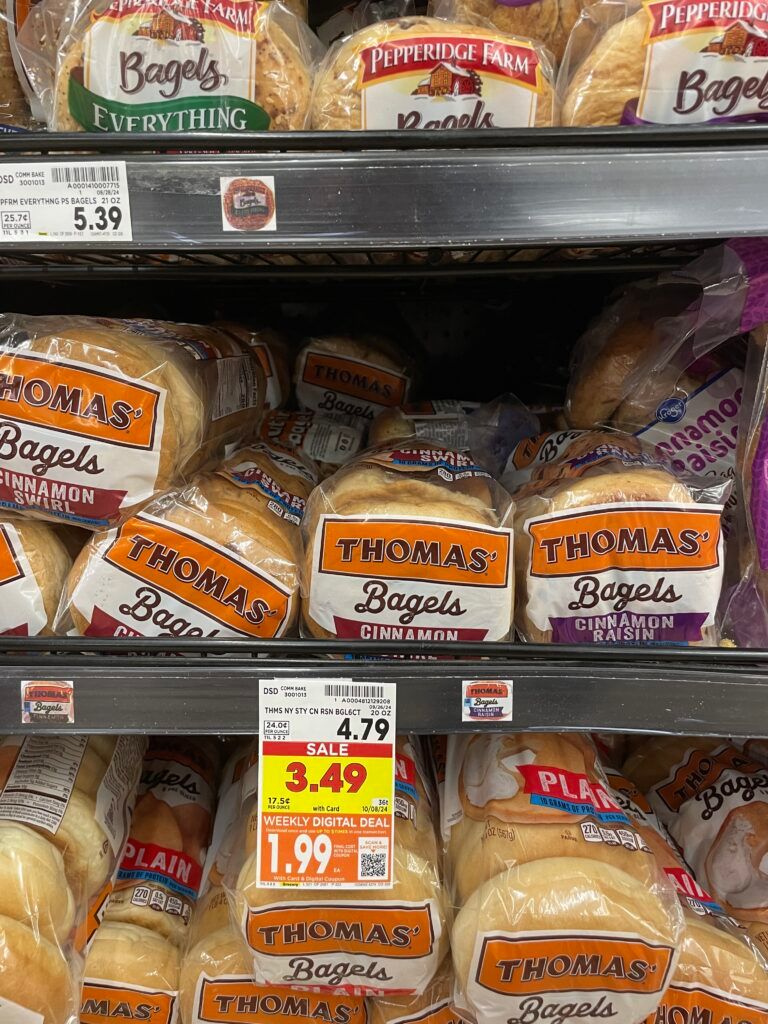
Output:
[
  {"xmin": 310, "ymin": 16, "xmax": 556, "ymax": 130},
  {"xmin": 442, "ymin": 732, "xmax": 683, "ymax": 1024},
  {"xmin": 560, "ymin": 0, "xmax": 768, "ymax": 126},
  {"xmin": 0, "ymin": 735, "xmax": 145, "ymax": 1024},
  {"xmin": 58, "ymin": 448, "xmax": 303, "ymax": 638},
  {"xmin": 301, "ymin": 442, "xmax": 515, "ymax": 643},
  {"xmin": 294, "ymin": 335, "xmax": 415, "ymax": 426},
  {"xmin": 217, "ymin": 322, "xmax": 292, "ymax": 411},
  {"xmin": 368, "ymin": 959, "xmax": 460, "ymax": 1024},
  {"xmin": 370, "ymin": 401, "xmax": 479, "ymax": 450},
  {"xmin": 226, "ymin": 735, "xmax": 448, "ymax": 995},
  {"xmin": 259, "ymin": 409, "xmax": 366, "ymax": 480},
  {"xmin": 0, "ymin": 513, "xmax": 72, "ymax": 634},
  {"xmin": 506, "ymin": 429, "xmax": 728, "ymax": 644},
  {"xmin": 22, "ymin": 0, "xmax": 320, "ymax": 132},
  {"xmin": 0, "ymin": 313, "xmax": 264, "ymax": 529}
]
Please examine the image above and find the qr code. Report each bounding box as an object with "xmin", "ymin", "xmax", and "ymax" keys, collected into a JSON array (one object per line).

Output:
[{"xmin": 359, "ymin": 852, "xmax": 387, "ymax": 878}]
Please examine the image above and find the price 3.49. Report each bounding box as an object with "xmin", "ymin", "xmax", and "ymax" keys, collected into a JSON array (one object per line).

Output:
[{"xmin": 74, "ymin": 205, "xmax": 123, "ymax": 231}]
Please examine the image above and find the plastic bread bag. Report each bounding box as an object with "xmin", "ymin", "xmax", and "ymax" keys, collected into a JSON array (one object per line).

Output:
[
  {"xmin": 301, "ymin": 442, "xmax": 515, "ymax": 643},
  {"xmin": 310, "ymin": 15, "xmax": 557, "ymax": 130},
  {"xmin": 0, "ymin": 513, "xmax": 73, "ymax": 634},
  {"xmin": 444, "ymin": 0, "xmax": 585, "ymax": 62},
  {"xmin": 622, "ymin": 737, "xmax": 768, "ymax": 936},
  {"xmin": 0, "ymin": 734, "xmax": 145, "ymax": 1024},
  {"xmin": 225, "ymin": 735, "xmax": 448, "ymax": 995},
  {"xmin": 559, "ymin": 0, "xmax": 768, "ymax": 126},
  {"xmin": 294, "ymin": 334, "xmax": 416, "ymax": 426},
  {"xmin": 605, "ymin": 767, "xmax": 768, "ymax": 1024},
  {"xmin": 259, "ymin": 409, "xmax": 366, "ymax": 480},
  {"xmin": 367, "ymin": 958, "xmax": 460, "ymax": 1024},
  {"xmin": 0, "ymin": 8, "xmax": 36, "ymax": 129},
  {"xmin": 216, "ymin": 322, "xmax": 293, "ymax": 411},
  {"xmin": 466, "ymin": 393, "xmax": 541, "ymax": 478},
  {"xmin": 0, "ymin": 313, "xmax": 264, "ymax": 529},
  {"xmin": 22, "ymin": 0, "xmax": 324, "ymax": 132},
  {"xmin": 369, "ymin": 400, "xmax": 480, "ymax": 451},
  {"xmin": 442, "ymin": 732, "xmax": 684, "ymax": 1024},
  {"xmin": 58, "ymin": 448, "xmax": 304, "ymax": 639},
  {"xmin": 506, "ymin": 428, "xmax": 729, "ymax": 645}
]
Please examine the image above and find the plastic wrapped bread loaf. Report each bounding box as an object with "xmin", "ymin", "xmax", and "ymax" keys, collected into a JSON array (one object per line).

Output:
[
  {"xmin": 311, "ymin": 17, "xmax": 556, "ymax": 130},
  {"xmin": 451, "ymin": 0, "xmax": 584, "ymax": 62}
]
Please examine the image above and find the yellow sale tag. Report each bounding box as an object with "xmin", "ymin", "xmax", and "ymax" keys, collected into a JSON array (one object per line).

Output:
[{"xmin": 258, "ymin": 680, "xmax": 396, "ymax": 889}]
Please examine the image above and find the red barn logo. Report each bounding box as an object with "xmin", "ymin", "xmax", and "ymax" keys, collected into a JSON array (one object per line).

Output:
[
  {"xmin": 412, "ymin": 62, "xmax": 482, "ymax": 97},
  {"xmin": 702, "ymin": 20, "xmax": 768, "ymax": 54}
]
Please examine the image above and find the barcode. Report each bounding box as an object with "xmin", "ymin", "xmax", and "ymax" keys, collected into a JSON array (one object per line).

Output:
[
  {"xmin": 50, "ymin": 164, "xmax": 121, "ymax": 184},
  {"xmin": 324, "ymin": 684, "xmax": 385, "ymax": 698}
]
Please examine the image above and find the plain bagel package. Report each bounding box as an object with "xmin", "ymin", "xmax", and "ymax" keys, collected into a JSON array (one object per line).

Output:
[
  {"xmin": 0, "ymin": 734, "xmax": 145, "ymax": 1024},
  {"xmin": 440, "ymin": 732, "xmax": 684, "ymax": 1024},
  {"xmin": 57, "ymin": 444, "xmax": 304, "ymax": 639},
  {"xmin": 0, "ymin": 313, "xmax": 264, "ymax": 530},
  {"xmin": 559, "ymin": 0, "xmax": 768, "ymax": 126},
  {"xmin": 505, "ymin": 428, "xmax": 729, "ymax": 645},
  {"xmin": 225, "ymin": 735, "xmax": 449, "ymax": 996},
  {"xmin": 310, "ymin": 16, "xmax": 556, "ymax": 130},
  {"xmin": 17, "ymin": 0, "xmax": 323, "ymax": 132},
  {"xmin": 301, "ymin": 442, "xmax": 515, "ymax": 643}
]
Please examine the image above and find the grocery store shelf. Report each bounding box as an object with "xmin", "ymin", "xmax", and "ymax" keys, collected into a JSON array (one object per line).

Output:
[
  {"xmin": 4, "ymin": 639, "xmax": 768, "ymax": 736},
  {"xmin": 2, "ymin": 129, "xmax": 768, "ymax": 250}
]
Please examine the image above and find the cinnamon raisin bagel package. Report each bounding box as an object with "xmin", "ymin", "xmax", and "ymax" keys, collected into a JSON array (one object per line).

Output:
[
  {"xmin": 0, "ymin": 313, "xmax": 264, "ymax": 530},
  {"xmin": 301, "ymin": 442, "xmax": 515, "ymax": 643},
  {"xmin": 442, "ymin": 732, "xmax": 683, "ymax": 1024},
  {"xmin": 58, "ymin": 445, "xmax": 302, "ymax": 638},
  {"xmin": 225, "ymin": 735, "xmax": 448, "ymax": 996},
  {"xmin": 310, "ymin": 15, "xmax": 556, "ymax": 130},
  {"xmin": 560, "ymin": 0, "xmax": 768, "ymax": 126},
  {"xmin": 505, "ymin": 428, "xmax": 728, "ymax": 644}
]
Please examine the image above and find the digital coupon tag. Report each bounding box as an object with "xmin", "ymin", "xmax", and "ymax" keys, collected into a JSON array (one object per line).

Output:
[
  {"xmin": 462, "ymin": 679, "xmax": 513, "ymax": 722},
  {"xmin": 258, "ymin": 679, "xmax": 396, "ymax": 889},
  {"xmin": 0, "ymin": 162, "xmax": 132, "ymax": 241},
  {"xmin": 21, "ymin": 679, "xmax": 75, "ymax": 724}
]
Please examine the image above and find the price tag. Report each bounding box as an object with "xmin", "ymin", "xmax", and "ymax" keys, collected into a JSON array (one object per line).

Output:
[
  {"xmin": 0, "ymin": 162, "xmax": 132, "ymax": 241},
  {"xmin": 258, "ymin": 679, "xmax": 396, "ymax": 889}
]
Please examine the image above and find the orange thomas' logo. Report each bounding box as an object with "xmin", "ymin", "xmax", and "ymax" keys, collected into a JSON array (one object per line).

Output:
[
  {"xmin": 302, "ymin": 351, "xmax": 407, "ymax": 406},
  {"xmin": 528, "ymin": 506, "xmax": 721, "ymax": 577},
  {"xmin": 246, "ymin": 904, "xmax": 435, "ymax": 958},
  {"xmin": 318, "ymin": 517, "xmax": 511, "ymax": 587},
  {"xmin": 104, "ymin": 515, "xmax": 291, "ymax": 637},
  {"xmin": 80, "ymin": 981, "xmax": 176, "ymax": 1024},
  {"xmin": 649, "ymin": 983, "xmax": 768, "ymax": 1023},
  {"xmin": 475, "ymin": 935, "xmax": 675, "ymax": 996},
  {"xmin": 465, "ymin": 681, "xmax": 509, "ymax": 699},
  {"xmin": 0, "ymin": 525, "xmax": 23, "ymax": 587},
  {"xmin": 655, "ymin": 743, "xmax": 763, "ymax": 812},
  {"xmin": 196, "ymin": 978, "xmax": 365, "ymax": 1023},
  {"xmin": 0, "ymin": 352, "xmax": 160, "ymax": 449}
]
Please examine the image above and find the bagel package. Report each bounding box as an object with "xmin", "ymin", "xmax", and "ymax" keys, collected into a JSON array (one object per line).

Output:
[
  {"xmin": 450, "ymin": 0, "xmax": 584, "ymax": 61},
  {"xmin": 0, "ymin": 512, "xmax": 73, "ymax": 634},
  {"xmin": 368, "ymin": 959, "xmax": 459, "ymax": 1024},
  {"xmin": 561, "ymin": 0, "xmax": 768, "ymax": 126},
  {"xmin": 506, "ymin": 429, "xmax": 728, "ymax": 644},
  {"xmin": 20, "ymin": 0, "xmax": 321, "ymax": 132},
  {"xmin": 301, "ymin": 442, "xmax": 515, "ymax": 643},
  {"xmin": 226, "ymin": 735, "xmax": 448, "ymax": 995},
  {"xmin": 0, "ymin": 313, "xmax": 264, "ymax": 530},
  {"xmin": 294, "ymin": 335, "xmax": 415, "ymax": 426},
  {"xmin": 606, "ymin": 767, "xmax": 768, "ymax": 1024},
  {"xmin": 259, "ymin": 409, "xmax": 366, "ymax": 480},
  {"xmin": 0, "ymin": 734, "xmax": 145, "ymax": 1024},
  {"xmin": 310, "ymin": 16, "xmax": 556, "ymax": 130},
  {"xmin": 58, "ymin": 445, "xmax": 303, "ymax": 638},
  {"xmin": 441, "ymin": 732, "xmax": 683, "ymax": 1024},
  {"xmin": 217, "ymin": 322, "xmax": 292, "ymax": 411},
  {"xmin": 369, "ymin": 400, "xmax": 479, "ymax": 450}
]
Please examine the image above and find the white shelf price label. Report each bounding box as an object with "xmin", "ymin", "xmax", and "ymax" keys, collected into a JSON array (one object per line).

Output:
[
  {"xmin": 0, "ymin": 162, "xmax": 132, "ymax": 242},
  {"xmin": 257, "ymin": 679, "xmax": 396, "ymax": 889}
]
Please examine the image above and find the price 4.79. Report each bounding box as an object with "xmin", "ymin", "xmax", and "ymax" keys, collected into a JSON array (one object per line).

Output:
[{"xmin": 74, "ymin": 205, "xmax": 123, "ymax": 231}]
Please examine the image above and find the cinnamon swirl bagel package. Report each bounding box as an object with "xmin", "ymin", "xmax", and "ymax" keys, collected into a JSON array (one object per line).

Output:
[
  {"xmin": 0, "ymin": 313, "xmax": 264, "ymax": 529},
  {"xmin": 58, "ymin": 445, "xmax": 303, "ymax": 638},
  {"xmin": 301, "ymin": 442, "xmax": 515, "ymax": 643},
  {"xmin": 0, "ymin": 513, "xmax": 73, "ymax": 635},
  {"xmin": 225, "ymin": 735, "xmax": 448, "ymax": 996},
  {"xmin": 310, "ymin": 16, "xmax": 556, "ymax": 130},
  {"xmin": 20, "ymin": 0, "xmax": 321, "ymax": 132},
  {"xmin": 560, "ymin": 0, "xmax": 768, "ymax": 126},
  {"xmin": 442, "ymin": 732, "xmax": 683, "ymax": 1024},
  {"xmin": 506, "ymin": 429, "xmax": 728, "ymax": 644}
]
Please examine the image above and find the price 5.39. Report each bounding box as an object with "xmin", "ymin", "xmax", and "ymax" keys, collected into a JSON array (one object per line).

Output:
[{"xmin": 74, "ymin": 205, "xmax": 123, "ymax": 231}]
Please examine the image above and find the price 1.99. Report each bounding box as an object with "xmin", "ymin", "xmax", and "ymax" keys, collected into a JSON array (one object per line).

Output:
[
  {"xmin": 74, "ymin": 205, "xmax": 123, "ymax": 231},
  {"xmin": 266, "ymin": 832, "xmax": 332, "ymax": 875}
]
